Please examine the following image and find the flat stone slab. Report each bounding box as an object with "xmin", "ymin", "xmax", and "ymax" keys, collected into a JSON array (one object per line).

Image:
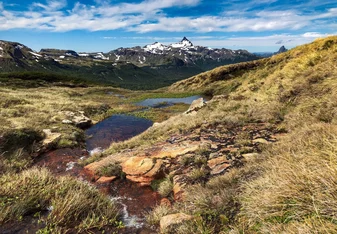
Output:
[
  {"xmin": 122, "ymin": 157, "xmax": 155, "ymax": 176},
  {"xmin": 96, "ymin": 176, "xmax": 117, "ymax": 184},
  {"xmin": 207, "ymin": 156, "xmax": 228, "ymax": 169},
  {"xmin": 210, "ymin": 163, "xmax": 230, "ymax": 175}
]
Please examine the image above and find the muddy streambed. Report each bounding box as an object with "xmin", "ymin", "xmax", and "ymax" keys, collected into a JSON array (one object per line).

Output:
[{"xmin": 35, "ymin": 96, "xmax": 203, "ymax": 232}]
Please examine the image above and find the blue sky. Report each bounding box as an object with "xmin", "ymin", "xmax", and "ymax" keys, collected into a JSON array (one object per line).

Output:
[{"xmin": 0, "ymin": 0, "xmax": 336, "ymax": 52}]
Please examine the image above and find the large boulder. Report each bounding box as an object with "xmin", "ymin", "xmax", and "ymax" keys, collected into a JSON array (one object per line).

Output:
[{"xmin": 122, "ymin": 156, "xmax": 164, "ymax": 185}]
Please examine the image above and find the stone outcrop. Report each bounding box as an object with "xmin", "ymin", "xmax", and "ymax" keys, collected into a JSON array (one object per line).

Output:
[
  {"xmin": 185, "ymin": 98, "xmax": 205, "ymax": 114},
  {"xmin": 42, "ymin": 129, "xmax": 61, "ymax": 149},
  {"xmin": 61, "ymin": 111, "xmax": 92, "ymax": 129},
  {"xmin": 122, "ymin": 157, "xmax": 164, "ymax": 185},
  {"xmin": 85, "ymin": 122, "xmax": 280, "ymax": 201},
  {"xmin": 207, "ymin": 156, "xmax": 230, "ymax": 175}
]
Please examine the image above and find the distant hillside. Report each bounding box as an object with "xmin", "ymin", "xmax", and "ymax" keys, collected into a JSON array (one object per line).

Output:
[
  {"xmin": 169, "ymin": 38, "xmax": 332, "ymax": 96},
  {"xmin": 0, "ymin": 38, "xmax": 260, "ymax": 90}
]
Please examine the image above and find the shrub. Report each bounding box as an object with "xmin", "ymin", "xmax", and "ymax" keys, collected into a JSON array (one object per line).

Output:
[
  {"xmin": 96, "ymin": 162, "xmax": 122, "ymax": 177},
  {"xmin": 158, "ymin": 178, "xmax": 174, "ymax": 197},
  {"xmin": 146, "ymin": 205, "xmax": 172, "ymax": 225}
]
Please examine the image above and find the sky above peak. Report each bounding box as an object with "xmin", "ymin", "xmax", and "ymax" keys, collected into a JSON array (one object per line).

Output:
[{"xmin": 0, "ymin": 0, "xmax": 336, "ymax": 52}]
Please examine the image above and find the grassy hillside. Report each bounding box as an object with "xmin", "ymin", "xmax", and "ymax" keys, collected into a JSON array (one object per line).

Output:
[
  {"xmin": 95, "ymin": 36, "xmax": 337, "ymax": 233},
  {"xmin": 1, "ymin": 36, "xmax": 336, "ymax": 233}
]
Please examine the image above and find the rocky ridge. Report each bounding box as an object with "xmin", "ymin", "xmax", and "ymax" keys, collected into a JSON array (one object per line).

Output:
[{"xmin": 38, "ymin": 37, "xmax": 259, "ymax": 70}]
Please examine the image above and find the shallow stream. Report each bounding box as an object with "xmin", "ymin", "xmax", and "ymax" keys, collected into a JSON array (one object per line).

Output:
[{"xmin": 35, "ymin": 95, "xmax": 203, "ymax": 232}]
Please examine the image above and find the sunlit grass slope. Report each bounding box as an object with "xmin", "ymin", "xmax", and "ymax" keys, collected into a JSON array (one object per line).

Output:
[{"xmin": 101, "ymin": 36, "xmax": 337, "ymax": 233}]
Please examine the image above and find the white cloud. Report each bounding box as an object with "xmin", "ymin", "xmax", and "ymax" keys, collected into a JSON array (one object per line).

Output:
[
  {"xmin": 101, "ymin": 33, "xmax": 335, "ymax": 50},
  {"xmin": 190, "ymin": 33, "xmax": 332, "ymax": 51},
  {"xmin": 32, "ymin": 0, "xmax": 67, "ymax": 11},
  {"xmin": 302, "ymin": 32, "xmax": 329, "ymax": 38},
  {"xmin": 0, "ymin": 0, "xmax": 336, "ymax": 35}
]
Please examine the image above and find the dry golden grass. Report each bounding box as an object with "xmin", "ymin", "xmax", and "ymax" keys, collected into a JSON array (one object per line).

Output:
[
  {"xmin": 239, "ymin": 123, "xmax": 337, "ymax": 233},
  {"xmin": 0, "ymin": 167, "xmax": 119, "ymax": 231},
  {"xmin": 141, "ymin": 36, "xmax": 337, "ymax": 233}
]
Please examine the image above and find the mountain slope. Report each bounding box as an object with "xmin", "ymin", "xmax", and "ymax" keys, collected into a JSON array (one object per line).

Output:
[
  {"xmin": 92, "ymin": 36, "xmax": 337, "ymax": 233},
  {"xmin": 108, "ymin": 37, "xmax": 259, "ymax": 70},
  {"xmin": 0, "ymin": 38, "xmax": 260, "ymax": 90}
]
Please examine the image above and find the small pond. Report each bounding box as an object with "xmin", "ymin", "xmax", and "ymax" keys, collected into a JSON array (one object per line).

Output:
[
  {"xmin": 85, "ymin": 114, "xmax": 153, "ymax": 152},
  {"xmin": 136, "ymin": 95, "xmax": 203, "ymax": 108}
]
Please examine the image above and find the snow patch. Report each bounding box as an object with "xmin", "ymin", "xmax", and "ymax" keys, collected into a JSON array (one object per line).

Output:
[
  {"xmin": 78, "ymin": 53, "xmax": 89, "ymax": 57},
  {"xmin": 29, "ymin": 51, "xmax": 42, "ymax": 57},
  {"xmin": 94, "ymin": 52, "xmax": 109, "ymax": 60}
]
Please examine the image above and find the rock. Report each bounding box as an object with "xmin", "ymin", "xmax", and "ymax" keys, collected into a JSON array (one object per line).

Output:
[
  {"xmin": 61, "ymin": 111, "xmax": 92, "ymax": 129},
  {"xmin": 185, "ymin": 98, "xmax": 205, "ymax": 114},
  {"xmin": 242, "ymin": 153, "xmax": 260, "ymax": 161},
  {"xmin": 209, "ymin": 152, "xmax": 219, "ymax": 159},
  {"xmin": 122, "ymin": 157, "xmax": 164, "ymax": 185},
  {"xmin": 126, "ymin": 176, "xmax": 153, "ymax": 186},
  {"xmin": 160, "ymin": 198, "xmax": 172, "ymax": 207},
  {"xmin": 173, "ymin": 175, "xmax": 186, "ymax": 201},
  {"xmin": 96, "ymin": 176, "xmax": 117, "ymax": 184},
  {"xmin": 122, "ymin": 157, "xmax": 155, "ymax": 176},
  {"xmin": 42, "ymin": 129, "xmax": 61, "ymax": 148},
  {"xmin": 207, "ymin": 157, "xmax": 228, "ymax": 169},
  {"xmin": 252, "ymin": 138, "xmax": 270, "ymax": 144},
  {"xmin": 153, "ymin": 122, "xmax": 161, "ymax": 127},
  {"xmin": 211, "ymin": 143, "xmax": 218, "ymax": 150},
  {"xmin": 207, "ymin": 157, "xmax": 230, "ymax": 175},
  {"xmin": 160, "ymin": 213, "xmax": 193, "ymax": 233},
  {"xmin": 73, "ymin": 115, "xmax": 92, "ymax": 129},
  {"xmin": 62, "ymin": 119, "xmax": 72, "ymax": 124},
  {"xmin": 151, "ymin": 143, "xmax": 200, "ymax": 159},
  {"xmin": 144, "ymin": 159, "xmax": 164, "ymax": 177},
  {"xmin": 210, "ymin": 163, "xmax": 230, "ymax": 175}
]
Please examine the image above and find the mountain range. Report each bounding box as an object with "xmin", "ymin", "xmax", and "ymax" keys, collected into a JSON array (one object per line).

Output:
[{"xmin": 0, "ymin": 37, "xmax": 261, "ymax": 89}]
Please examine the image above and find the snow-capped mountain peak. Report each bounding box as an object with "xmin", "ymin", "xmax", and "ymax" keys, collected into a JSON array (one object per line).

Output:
[
  {"xmin": 144, "ymin": 42, "xmax": 167, "ymax": 52},
  {"xmin": 170, "ymin": 37, "xmax": 193, "ymax": 48}
]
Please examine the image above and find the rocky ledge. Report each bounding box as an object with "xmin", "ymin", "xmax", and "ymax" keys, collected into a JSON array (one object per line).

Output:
[{"xmin": 85, "ymin": 120, "xmax": 282, "ymax": 201}]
